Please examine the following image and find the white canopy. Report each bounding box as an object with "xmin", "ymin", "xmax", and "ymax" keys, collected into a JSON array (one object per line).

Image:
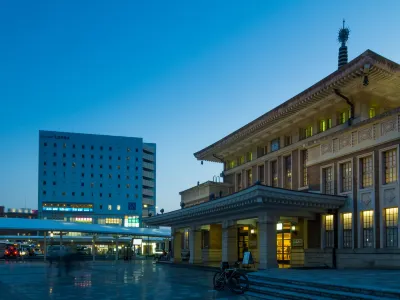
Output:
[{"xmin": 0, "ymin": 218, "xmax": 171, "ymax": 238}]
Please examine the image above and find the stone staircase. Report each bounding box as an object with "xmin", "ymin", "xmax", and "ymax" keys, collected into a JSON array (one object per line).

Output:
[{"xmin": 246, "ymin": 274, "xmax": 400, "ymax": 300}]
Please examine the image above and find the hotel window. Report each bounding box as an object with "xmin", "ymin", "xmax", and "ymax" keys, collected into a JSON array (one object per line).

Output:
[
  {"xmin": 81, "ymin": 173, "xmax": 85, "ymax": 178},
  {"xmin": 126, "ymin": 194, "xmax": 129, "ymax": 198},
  {"xmin": 72, "ymin": 154, "xmax": 76, "ymax": 158},
  {"xmin": 383, "ymin": 149, "xmax": 397, "ymax": 184},
  {"xmin": 82, "ymin": 145, "xmax": 85, "ymax": 149},
  {"xmin": 81, "ymin": 192, "xmax": 84, "ymax": 196},
  {"xmin": 43, "ymin": 181, "xmax": 46, "ymax": 185},
  {"xmin": 72, "ymin": 192, "xmax": 75, "ymax": 196},
  {"xmin": 72, "ymin": 144, "xmax": 75, "ymax": 149},
  {"xmin": 325, "ymin": 215, "xmax": 334, "ymax": 248},
  {"xmin": 117, "ymin": 205, "xmax": 121, "ymax": 211},
  {"xmin": 124, "ymin": 216, "xmax": 139, "ymax": 228},
  {"xmin": 105, "ymin": 218, "xmax": 121, "ymax": 225},
  {"xmin": 246, "ymin": 152, "xmax": 253, "ymax": 162},
  {"xmin": 109, "ymin": 193, "xmax": 112, "ymax": 198},
  {"xmin": 72, "ymin": 162, "xmax": 76, "ymax": 167},
  {"xmin": 91, "ymin": 145, "xmax": 94, "ymax": 150},
  {"xmin": 271, "ymin": 138, "xmax": 280, "ymax": 152},
  {"xmin": 109, "ymin": 174, "xmax": 112, "ymax": 179},
  {"xmin": 44, "ymin": 161, "xmax": 47, "ymax": 166},
  {"xmin": 323, "ymin": 167, "xmax": 333, "ymax": 194},
  {"xmin": 127, "ymin": 184, "xmax": 130, "ymax": 188},
  {"xmin": 340, "ymin": 161, "xmax": 352, "ymax": 193},
  {"xmin": 369, "ymin": 107, "xmax": 376, "ymax": 118},
  {"xmin": 301, "ymin": 150, "xmax": 308, "ymax": 187},
  {"xmin": 246, "ymin": 169, "xmax": 252, "ymax": 187},
  {"xmin": 100, "ymin": 146, "xmax": 103, "ymax": 151},
  {"xmin": 237, "ymin": 173, "xmax": 242, "ymax": 191},
  {"xmin": 184, "ymin": 229, "xmax": 189, "ymax": 249},
  {"xmin": 44, "ymin": 142, "xmax": 47, "ymax": 147},
  {"xmin": 239, "ymin": 155, "xmax": 245, "ymax": 165},
  {"xmin": 43, "ymin": 191, "xmax": 46, "ymax": 195},
  {"xmin": 385, "ymin": 208, "xmax": 398, "ymax": 248},
  {"xmin": 109, "ymin": 156, "xmax": 112, "ymax": 160},
  {"xmin": 53, "ymin": 152, "xmax": 57, "ymax": 157},
  {"xmin": 108, "ymin": 204, "xmax": 112, "ymax": 210},
  {"xmin": 284, "ymin": 156, "xmax": 292, "ymax": 189},
  {"xmin": 258, "ymin": 165, "xmax": 265, "ymax": 184},
  {"xmin": 91, "ymin": 183, "xmax": 94, "ymax": 188},
  {"xmin": 342, "ymin": 213, "xmax": 352, "ymax": 248},
  {"xmin": 53, "ymin": 162, "xmax": 56, "ymax": 166},
  {"xmin": 362, "ymin": 210, "xmax": 374, "ymax": 248},
  {"xmin": 53, "ymin": 181, "xmax": 56, "ymax": 186},
  {"xmin": 271, "ymin": 161, "xmax": 278, "ymax": 187},
  {"xmin": 54, "ymin": 143, "xmax": 57, "ymax": 148},
  {"xmin": 109, "ymin": 147, "xmax": 112, "ymax": 151}
]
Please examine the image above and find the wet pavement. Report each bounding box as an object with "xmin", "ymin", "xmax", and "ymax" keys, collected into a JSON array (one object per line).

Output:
[{"xmin": 0, "ymin": 260, "xmax": 258, "ymax": 299}]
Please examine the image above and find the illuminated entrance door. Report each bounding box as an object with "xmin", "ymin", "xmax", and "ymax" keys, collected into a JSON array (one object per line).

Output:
[
  {"xmin": 237, "ymin": 227, "xmax": 249, "ymax": 261},
  {"xmin": 276, "ymin": 222, "xmax": 291, "ymax": 264}
]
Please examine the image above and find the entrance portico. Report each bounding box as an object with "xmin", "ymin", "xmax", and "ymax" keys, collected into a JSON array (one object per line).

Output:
[{"xmin": 145, "ymin": 184, "xmax": 346, "ymax": 269}]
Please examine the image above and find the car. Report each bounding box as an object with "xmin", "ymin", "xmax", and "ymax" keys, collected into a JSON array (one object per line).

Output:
[{"xmin": 4, "ymin": 244, "xmax": 20, "ymax": 258}]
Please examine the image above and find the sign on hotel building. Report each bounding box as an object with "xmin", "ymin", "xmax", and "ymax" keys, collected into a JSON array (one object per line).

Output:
[{"xmin": 146, "ymin": 31, "xmax": 400, "ymax": 269}]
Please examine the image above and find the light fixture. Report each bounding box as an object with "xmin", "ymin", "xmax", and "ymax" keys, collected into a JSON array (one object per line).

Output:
[
  {"xmin": 276, "ymin": 223, "xmax": 283, "ymax": 231},
  {"xmin": 50, "ymin": 232, "xmax": 54, "ymax": 238},
  {"xmin": 291, "ymin": 225, "xmax": 296, "ymax": 231},
  {"xmin": 144, "ymin": 204, "xmax": 148, "ymax": 208},
  {"xmin": 250, "ymin": 229, "xmax": 255, "ymax": 234}
]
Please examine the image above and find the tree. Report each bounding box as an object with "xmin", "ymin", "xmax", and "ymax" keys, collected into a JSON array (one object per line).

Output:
[{"xmin": 160, "ymin": 208, "xmax": 164, "ymax": 214}]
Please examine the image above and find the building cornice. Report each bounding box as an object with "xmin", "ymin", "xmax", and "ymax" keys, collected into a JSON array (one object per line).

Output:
[{"xmin": 194, "ymin": 50, "xmax": 400, "ymax": 162}]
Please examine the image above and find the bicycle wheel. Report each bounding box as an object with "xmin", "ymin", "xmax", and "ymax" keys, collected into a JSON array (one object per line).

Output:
[
  {"xmin": 213, "ymin": 271, "xmax": 225, "ymax": 291},
  {"xmin": 227, "ymin": 273, "xmax": 249, "ymax": 294}
]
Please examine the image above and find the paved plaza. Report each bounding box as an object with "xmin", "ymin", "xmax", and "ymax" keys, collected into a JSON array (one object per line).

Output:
[{"xmin": 0, "ymin": 260, "xmax": 257, "ymax": 300}]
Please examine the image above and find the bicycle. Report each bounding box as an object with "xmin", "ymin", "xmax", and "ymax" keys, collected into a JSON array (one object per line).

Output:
[{"xmin": 213, "ymin": 262, "xmax": 249, "ymax": 294}]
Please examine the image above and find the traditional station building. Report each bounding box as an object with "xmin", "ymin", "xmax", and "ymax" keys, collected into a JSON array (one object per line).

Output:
[{"xmin": 145, "ymin": 26, "xmax": 400, "ymax": 269}]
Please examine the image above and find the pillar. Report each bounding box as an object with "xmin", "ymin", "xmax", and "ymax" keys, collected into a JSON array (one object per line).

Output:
[
  {"xmin": 172, "ymin": 230, "xmax": 182, "ymax": 263},
  {"xmin": 43, "ymin": 231, "xmax": 47, "ymax": 262},
  {"xmin": 222, "ymin": 220, "xmax": 237, "ymax": 265},
  {"xmin": 59, "ymin": 232, "xmax": 63, "ymax": 261},
  {"xmin": 189, "ymin": 226, "xmax": 202, "ymax": 264},
  {"xmin": 258, "ymin": 213, "xmax": 278, "ymax": 269},
  {"xmin": 92, "ymin": 235, "xmax": 96, "ymax": 262},
  {"xmin": 115, "ymin": 238, "xmax": 119, "ymax": 261}
]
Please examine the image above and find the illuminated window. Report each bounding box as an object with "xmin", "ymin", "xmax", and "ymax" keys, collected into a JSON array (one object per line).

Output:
[
  {"xmin": 229, "ymin": 160, "xmax": 237, "ymax": 169},
  {"xmin": 126, "ymin": 184, "xmax": 130, "ymax": 188},
  {"xmin": 385, "ymin": 208, "xmax": 398, "ymax": 248},
  {"xmin": 340, "ymin": 161, "xmax": 352, "ymax": 192},
  {"xmin": 361, "ymin": 156, "xmax": 373, "ymax": 188},
  {"xmin": 284, "ymin": 156, "xmax": 292, "ymax": 189},
  {"xmin": 124, "ymin": 216, "xmax": 139, "ymax": 228},
  {"xmin": 323, "ymin": 167, "xmax": 333, "ymax": 194},
  {"xmin": 339, "ymin": 111, "xmax": 347, "ymax": 124},
  {"xmin": 362, "ymin": 211, "xmax": 373, "ymax": 248},
  {"xmin": 127, "ymin": 156, "xmax": 130, "ymax": 160},
  {"xmin": 384, "ymin": 149, "xmax": 397, "ymax": 184},
  {"xmin": 369, "ymin": 107, "xmax": 376, "ymax": 118},
  {"xmin": 238, "ymin": 155, "xmax": 245, "ymax": 165},
  {"xmin": 109, "ymin": 174, "xmax": 112, "ymax": 179},
  {"xmin": 305, "ymin": 126, "xmax": 313, "ymax": 138},
  {"xmin": 105, "ymin": 218, "xmax": 121, "ymax": 225},
  {"xmin": 108, "ymin": 205, "xmax": 112, "ymax": 210},
  {"xmin": 91, "ymin": 183, "xmax": 94, "ymax": 188},
  {"xmin": 319, "ymin": 120, "xmax": 327, "ymax": 132},
  {"xmin": 325, "ymin": 215, "xmax": 334, "ymax": 248},
  {"xmin": 117, "ymin": 205, "xmax": 121, "ymax": 211},
  {"xmin": 127, "ymin": 147, "xmax": 131, "ymax": 152},
  {"xmin": 271, "ymin": 161, "xmax": 278, "ymax": 187},
  {"xmin": 327, "ymin": 118, "xmax": 332, "ymax": 129},
  {"xmin": 342, "ymin": 213, "xmax": 352, "ymax": 248}
]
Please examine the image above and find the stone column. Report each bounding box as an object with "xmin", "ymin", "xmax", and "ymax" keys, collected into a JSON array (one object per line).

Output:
[
  {"xmin": 258, "ymin": 213, "xmax": 278, "ymax": 269},
  {"xmin": 189, "ymin": 226, "xmax": 202, "ymax": 264},
  {"xmin": 222, "ymin": 220, "xmax": 237, "ymax": 265},
  {"xmin": 43, "ymin": 231, "xmax": 47, "ymax": 262},
  {"xmin": 172, "ymin": 230, "xmax": 182, "ymax": 263}
]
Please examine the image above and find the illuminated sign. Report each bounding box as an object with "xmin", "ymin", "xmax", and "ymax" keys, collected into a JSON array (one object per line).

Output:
[
  {"xmin": 132, "ymin": 239, "xmax": 142, "ymax": 245},
  {"xmin": 42, "ymin": 203, "xmax": 93, "ymax": 212}
]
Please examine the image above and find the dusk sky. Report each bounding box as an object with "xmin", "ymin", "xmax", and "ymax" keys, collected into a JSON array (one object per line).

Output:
[{"xmin": 1, "ymin": 1, "xmax": 399, "ymax": 212}]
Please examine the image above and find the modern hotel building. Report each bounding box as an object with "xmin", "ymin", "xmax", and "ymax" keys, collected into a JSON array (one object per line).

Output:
[
  {"xmin": 145, "ymin": 34, "xmax": 400, "ymax": 268},
  {"xmin": 38, "ymin": 131, "xmax": 156, "ymax": 227}
]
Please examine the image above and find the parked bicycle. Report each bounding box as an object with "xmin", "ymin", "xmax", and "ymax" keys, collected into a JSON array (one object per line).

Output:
[{"xmin": 213, "ymin": 262, "xmax": 249, "ymax": 294}]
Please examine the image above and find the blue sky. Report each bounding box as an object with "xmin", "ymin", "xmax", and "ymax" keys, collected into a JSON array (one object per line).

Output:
[{"xmin": 0, "ymin": 1, "xmax": 399, "ymax": 212}]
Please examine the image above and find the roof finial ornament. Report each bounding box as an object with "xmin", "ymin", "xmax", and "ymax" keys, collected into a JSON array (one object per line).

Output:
[{"xmin": 338, "ymin": 19, "xmax": 350, "ymax": 69}]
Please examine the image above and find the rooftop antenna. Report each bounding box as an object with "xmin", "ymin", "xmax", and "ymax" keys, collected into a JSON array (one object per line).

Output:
[{"xmin": 338, "ymin": 19, "xmax": 350, "ymax": 69}]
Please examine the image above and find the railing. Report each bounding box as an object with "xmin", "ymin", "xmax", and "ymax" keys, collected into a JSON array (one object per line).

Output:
[
  {"xmin": 143, "ymin": 179, "xmax": 155, "ymax": 188},
  {"xmin": 143, "ymin": 153, "xmax": 155, "ymax": 162},
  {"xmin": 143, "ymin": 189, "xmax": 154, "ymax": 197},
  {"xmin": 143, "ymin": 170, "xmax": 155, "ymax": 179},
  {"xmin": 143, "ymin": 162, "xmax": 154, "ymax": 170}
]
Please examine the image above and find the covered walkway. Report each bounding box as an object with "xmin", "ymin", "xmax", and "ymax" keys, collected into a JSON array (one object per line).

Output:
[{"xmin": 144, "ymin": 184, "xmax": 346, "ymax": 269}]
